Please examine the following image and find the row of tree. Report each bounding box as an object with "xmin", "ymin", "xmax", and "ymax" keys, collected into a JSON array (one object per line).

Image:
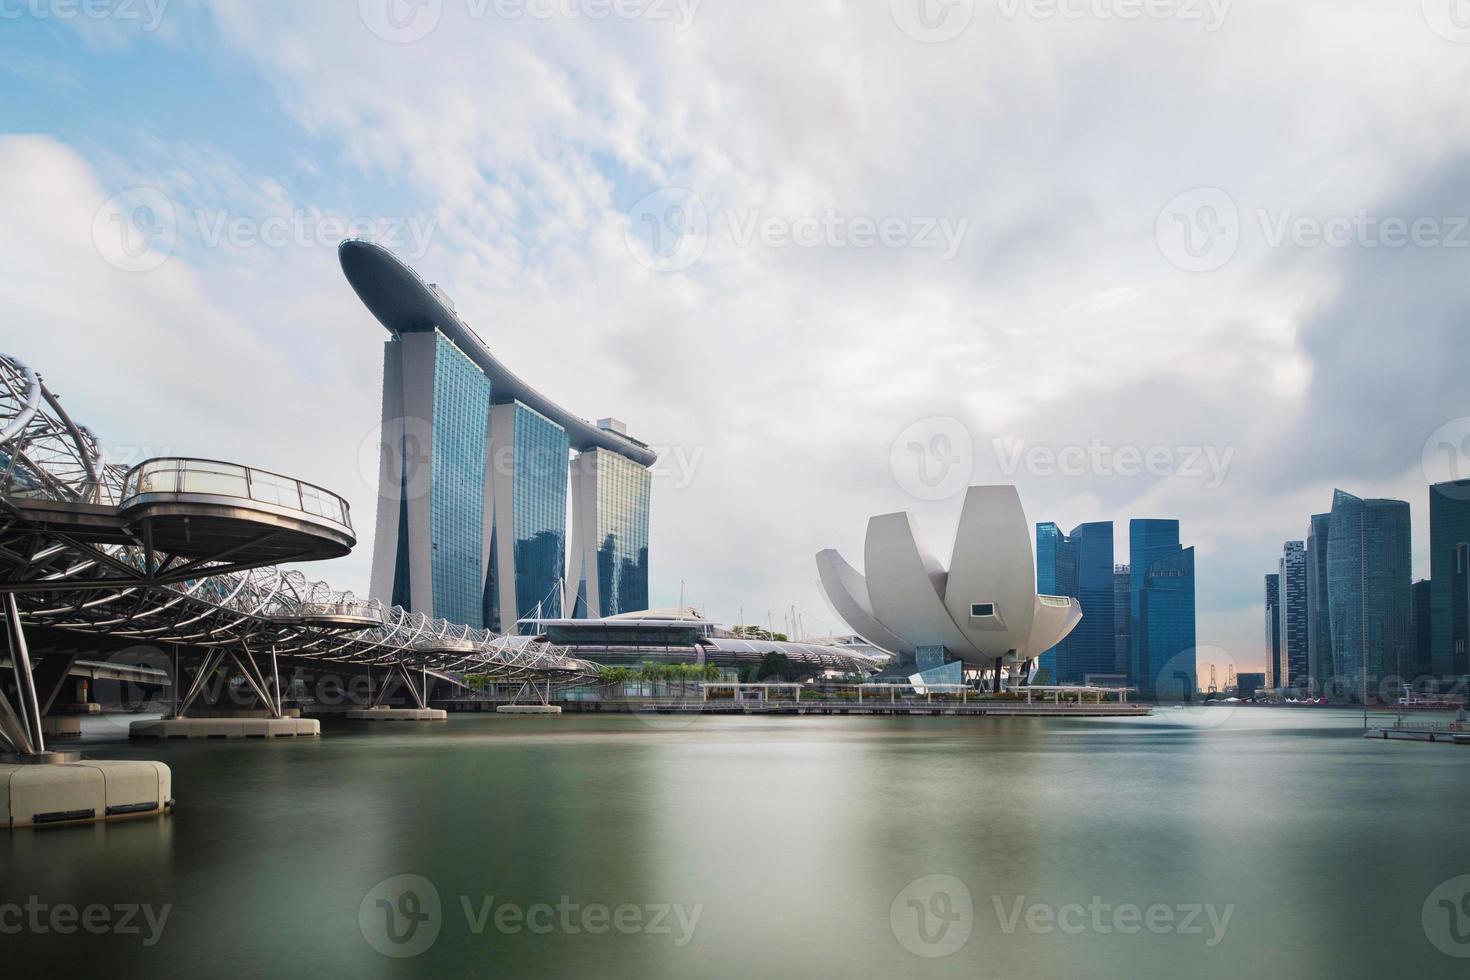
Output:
[
  {"xmin": 598, "ymin": 661, "xmax": 722, "ymax": 697},
  {"xmin": 729, "ymin": 625, "xmax": 790, "ymax": 642}
]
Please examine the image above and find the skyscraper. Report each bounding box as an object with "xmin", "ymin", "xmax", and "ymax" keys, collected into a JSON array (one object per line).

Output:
[
  {"xmin": 1035, "ymin": 523, "xmax": 1075, "ymax": 684},
  {"xmin": 1129, "ymin": 520, "xmax": 1181, "ymax": 686},
  {"xmin": 1429, "ymin": 480, "xmax": 1470, "ymax": 681},
  {"xmin": 1279, "ymin": 541, "xmax": 1308, "ymax": 691},
  {"xmin": 372, "ymin": 329, "xmax": 492, "ymax": 626},
  {"xmin": 1068, "ymin": 522, "xmax": 1116, "ymax": 684},
  {"xmin": 342, "ymin": 240, "xmax": 657, "ymax": 632},
  {"xmin": 1113, "ymin": 564, "xmax": 1131, "ymax": 675},
  {"xmin": 1411, "ymin": 578, "xmax": 1432, "ymax": 681},
  {"xmin": 1305, "ymin": 512, "xmax": 1332, "ymax": 696},
  {"xmin": 484, "ymin": 401, "xmax": 570, "ymax": 631},
  {"xmin": 1264, "ymin": 572, "xmax": 1281, "ymax": 689},
  {"xmin": 568, "ymin": 445, "xmax": 652, "ymax": 619},
  {"xmin": 1326, "ymin": 490, "xmax": 1411, "ymax": 699},
  {"xmin": 1137, "ymin": 544, "xmax": 1197, "ymax": 700},
  {"xmin": 1035, "ymin": 521, "xmax": 1114, "ymax": 684}
]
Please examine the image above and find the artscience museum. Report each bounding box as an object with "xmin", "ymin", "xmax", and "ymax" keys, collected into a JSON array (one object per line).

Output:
[{"xmin": 817, "ymin": 486, "xmax": 1083, "ymax": 690}]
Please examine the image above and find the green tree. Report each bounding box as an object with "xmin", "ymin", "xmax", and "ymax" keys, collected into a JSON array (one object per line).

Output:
[{"xmin": 755, "ymin": 651, "xmax": 795, "ymax": 682}]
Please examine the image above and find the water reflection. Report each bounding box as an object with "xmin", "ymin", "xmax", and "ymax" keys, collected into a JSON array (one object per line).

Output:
[{"xmin": 2, "ymin": 711, "xmax": 1467, "ymax": 977}]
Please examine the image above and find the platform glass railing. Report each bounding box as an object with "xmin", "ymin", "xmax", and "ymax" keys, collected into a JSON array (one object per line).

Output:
[{"xmin": 121, "ymin": 458, "xmax": 352, "ymax": 531}]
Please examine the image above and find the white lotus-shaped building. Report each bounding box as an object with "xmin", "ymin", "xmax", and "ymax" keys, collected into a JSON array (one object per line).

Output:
[{"xmin": 817, "ymin": 486, "xmax": 1082, "ymax": 686}]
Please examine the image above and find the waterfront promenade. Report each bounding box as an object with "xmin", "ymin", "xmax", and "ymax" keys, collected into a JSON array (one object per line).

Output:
[{"xmin": 431, "ymin": 698, "xmax": 1152, "ymax": 718}]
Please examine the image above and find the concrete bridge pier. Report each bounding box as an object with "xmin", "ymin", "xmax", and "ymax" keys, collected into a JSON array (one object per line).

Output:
[
  {"xmin": 343, "ymin": 662, "xmax": 447, "ymax": 721},
  {"xmin": 130, "ymin": 644, "xmax": 319, "ymax": 740},
  {"xmin": 2, "ymin": 596, "xmax": 172, "ymax": 829}
]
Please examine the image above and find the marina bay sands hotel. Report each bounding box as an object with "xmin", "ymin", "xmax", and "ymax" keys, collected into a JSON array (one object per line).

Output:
[{"xmin": 340, "ymin": 241, "xmax": 654, "ymax": 632}]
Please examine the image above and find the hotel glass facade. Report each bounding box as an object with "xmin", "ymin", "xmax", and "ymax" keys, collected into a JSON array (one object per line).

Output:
[
  {"xmin": 370, "ymin": 332, "xmax": 652, "ymax": 634},
  {"xmin": 511, "ymin": 405, "xmax": 570, "ymax": 623},
  {"xmin": 570, "ymin": 448, "xmax": 651, "ymax": 619},
  {"xmin": 428, "ymin": 335, "xmax": 492, "ymax": 626},
  {"xmin": 484, "ymin": 401, "xmax": 570, "ymax": 632},
  {"xmin": 374, "ymin": 331, "xmax": 492, "ymax": 627}
]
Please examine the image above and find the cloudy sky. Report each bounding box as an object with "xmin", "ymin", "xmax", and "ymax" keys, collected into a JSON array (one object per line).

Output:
[{"xmin": 4, "ymin": 0, "xmax": 1470, "ymax": 676}]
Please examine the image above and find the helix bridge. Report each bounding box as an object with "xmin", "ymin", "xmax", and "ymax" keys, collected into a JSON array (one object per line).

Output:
[{"xmin": 0, "ymin": 352, "xmax": 591, "ymax": 757}]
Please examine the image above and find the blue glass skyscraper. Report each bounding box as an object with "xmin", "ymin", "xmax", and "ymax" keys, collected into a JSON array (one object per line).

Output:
[
  {"xmin": 1326, "ymin": 490, "xmax": 1410, "ymax": 698},
  {"xmin": 1279, "ymin": 541, "xmax": 1308, "ymax": 691},
  {"xmin": 1113, "ymin": 564, "xmax": 1130, "ymax": 675},
  {"xmin": 569, "ymin": 446, "xmax": 651, "ymax": 618},
  {"xmin": 1305, "ymin": 512, "xmax": 1332, "ymax": 695},
  {"xmin": 1411, "ymin": 578, "xmax": 1433, "ymax": 680},
  {"xmin": 1036, "ymin": 521, "xmax": 1116, "ymax": 684},
  {"xmin": 1138, "ymin": 545, "xmax": 1196, "ymax": 700},
  {"xmin": 374, "ymin": 330, "xmax": 492, "ymax": 627},
  {"xmin": 485, "ymin": 401, "xmax": 570, "ymax": 632},
  {"xmin": 1129, "ymin": 519, "xmax": 1194, "ymax": 696},
  {"xmin": 1068, "ymin": 522, "xmax": 1116, "ymax": 684},
  {"xmin": 1429, "ymin": 480, "xmax": 1470, "ymax": 681},
  {"xmin": 1035, "ymin": 522, "xmax": 1075, "ymax": 683},
  {"xmin": 1264, "ymin": 573, "xmax": 1281, "ymax": 688}
]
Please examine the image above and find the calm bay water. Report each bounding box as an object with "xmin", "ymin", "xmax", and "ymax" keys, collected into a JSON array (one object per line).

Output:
[{"xmin": 4, "ymin": 708, "xmax": 1468, "ymax": 978}]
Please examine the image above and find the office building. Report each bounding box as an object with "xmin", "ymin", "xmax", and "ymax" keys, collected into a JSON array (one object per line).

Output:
[
  {"xmin": 1114, "ymin": 564, "xmax": 1130, "ymax": 674},
  {"xmin": 1430, "ymin": 480, "xmax": 1470, "ymax": 681},
  {"xmin": 1036, "ymin": 521, "xmax": 1116, "ymax": 685},
  {"xmin": 1279, "ymin": 541, "xmax": 1308, "ymax": 691},
  {"xmin": 1305, "ymin": 512, "xmax": 1332, "ymax": 696},
  {"xmin": 1129, "ymin": 519, "xmax": 1196, "ymax": 698},
  {"xmin": 1325, "ymin": 490, "xmax": 1411, "ymax": 699},
  {"xmin": 1265, "ymin": 572, "xmax": 1281, "ymax": 689}
]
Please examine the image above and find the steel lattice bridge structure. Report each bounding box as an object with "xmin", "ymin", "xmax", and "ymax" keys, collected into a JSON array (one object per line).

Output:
[{"xmin": 0, "ymin": 353, "xmax": 591, "ymax": 758}]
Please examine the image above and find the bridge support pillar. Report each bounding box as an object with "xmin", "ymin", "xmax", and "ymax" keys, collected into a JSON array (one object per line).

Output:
[
  {"xmin": 2, "ymin": 593, "xmax": 47, "ymax": 757},
  {"xmin": 130, "ymin": 645, "xmax": 318, "ymax": 739},
  {"xmin": 345, "ymin": 663, "xmax": 446, "ymax": 720}
]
